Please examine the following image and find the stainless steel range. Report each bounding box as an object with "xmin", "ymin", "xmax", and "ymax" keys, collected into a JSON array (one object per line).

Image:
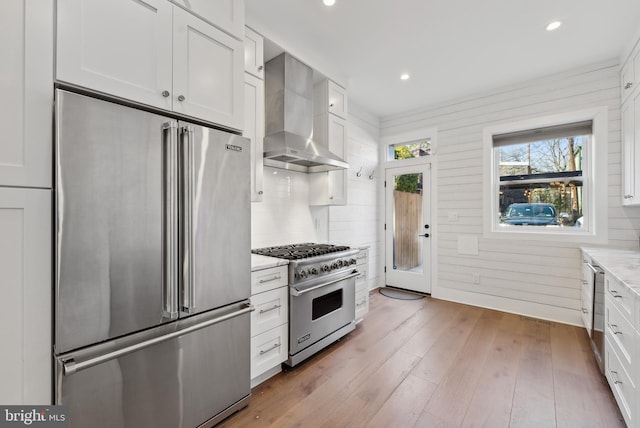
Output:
[{"xmin": 252, "ymin": 243, "xmax": 359, "ymax": 366}]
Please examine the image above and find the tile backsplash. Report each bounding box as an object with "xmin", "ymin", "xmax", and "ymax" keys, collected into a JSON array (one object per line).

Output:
[{"xmin": 251, "ymin": 166, "xmax": 326, "ymax": 248}]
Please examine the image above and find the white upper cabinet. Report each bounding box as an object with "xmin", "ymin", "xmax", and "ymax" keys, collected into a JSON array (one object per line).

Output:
[
  {"xmin": 0, "ymin": 0, "xmax": 53, "ymax": 188},
  {"xmin": 170, "ymin": 0, "xmax": 244, "ymax": 40},
  {"xmin": 243, "ymin": 73, "xmax": 265, "ymax": 202},
  {"xmin": 244, "ymin": 27, "xmax": 264, "ymax": 79},
  {"xmin": 315, "ymin": 79, "xmax": 348, "ymax": 119},
  {"xmin": 56, "ymin": 0, "xmax": 244, "ymax": 130},
  {"xmin": 173, "ymin": 7, "xmax": 244, "ymax": 130},
  {"xmin": 56, "ymin": 0, "xmax": 174, "ymax": 111},
  {"xmin": 310, "ymin": 79, "xmax": 348, "ymax": 206},
  {"xmin": 621, "ymin": 40, "xmax": 640, "ymax": 206}
]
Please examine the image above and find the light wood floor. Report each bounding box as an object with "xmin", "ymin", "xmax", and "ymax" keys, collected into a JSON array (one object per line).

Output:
[{"xmin": 220, "ymin": 290, "xmax": 625, "ymax": 428}]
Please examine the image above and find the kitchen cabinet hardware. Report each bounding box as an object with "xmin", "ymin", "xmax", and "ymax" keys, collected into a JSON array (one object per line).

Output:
[
  {"xmin": 581, "ymin": 307, "xmax": 588, "ymax": 313},
  {"xmin": 258, "ymin": 190, "xmax": 263, "ymax": 195},
  {"xmin": 608, "ymin": 323, "xmax": 623, "ymax": 335},
  {"xmin": 259, "ymin": 342, "xmax": 281, "ymax": 355},
  {"xmin": 259, "ymin": 304, "xmax": 282, "ymax": 314},
  {"xmin": 257, "ymin": 65, "xmax": 264, "ymax": 71},
  {"xmin": 162, "ymin": 90, "xmax": 170, "ymax": 97},
  {"xmin": 610, "ymin": 370, "xmax": 623, "ymax": 385},
  {"xmin": 356, "ymin": 166, "xmax": 362, "ymax": 177},
  {"xmin": 625, "ymin": 82, "xmax": 633, "ymax": 89},
  {"xmin": 369, "ymin": 170, "xmax": 375, "ymax": 180},
  {"xmin": 259, "ymin": 275, "xmax": 282, "ymax": 284},
  {"xmin": 178, "ymin": 95, "xmax": 186, "ymax": 102}
]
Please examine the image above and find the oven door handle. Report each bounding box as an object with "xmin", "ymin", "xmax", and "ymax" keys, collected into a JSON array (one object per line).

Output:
[{"xmin": 291, "ymin": 272, "xmax": 359, "ymax": 297}]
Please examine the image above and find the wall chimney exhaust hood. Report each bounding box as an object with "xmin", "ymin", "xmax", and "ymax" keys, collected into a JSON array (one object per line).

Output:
[{"xmin": 263, "ymin": 53, "xmax": 348, "ymax": 173}]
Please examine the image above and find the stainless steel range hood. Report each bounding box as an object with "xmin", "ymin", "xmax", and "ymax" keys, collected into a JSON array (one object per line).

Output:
[{"xmin": 263, "ymin": 53, "xmax": 348, "ymax": 173}]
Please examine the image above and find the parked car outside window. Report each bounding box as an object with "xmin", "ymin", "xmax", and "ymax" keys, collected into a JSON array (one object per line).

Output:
[{"xmin": 501, "ymin": 203, "xmax": 559, "ymax": 226}]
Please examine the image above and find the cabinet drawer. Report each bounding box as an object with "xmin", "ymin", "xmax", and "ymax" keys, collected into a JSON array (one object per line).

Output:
[
  {"xmin": 251, "ymin": 286, "xmax": 288, "ymax": 337},
  {"xmin": 605, "ymin": 274, "xmax": 635, "ymax": 323},
  {"xmin": 356, "ymin": 249, "xmax": 368, "ymax": 265},
  {"xmin": 605, "ymin": 337, "xmax": 635, "ymax": 427},
  {"xmin": 356, "ymin": 268, "xmax": 368, "ymax": 294},
  {"xmin": 251, "ymin": 265, "xmax": 288, "ymax": 294},
  {"xmin": 250, "ymin": 324, "xmax": 288, "ymax": 379},
  {"xmin": 355, "ymin": 290, "xmax": 368, "ymax": 321},
  {"xmin": 605, "ymin": 295, "xmax": 635, "ymax": 371}
]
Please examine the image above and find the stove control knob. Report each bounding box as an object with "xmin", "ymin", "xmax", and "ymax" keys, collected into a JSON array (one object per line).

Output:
[
  {"xmin": 309, "ymin": 267, "xmax": 318, "ymax": 275},
  {"xmin": 349, "ymin": 258, "xmax": 357, "ymax": 265},
  {"xmin": 298, "ymin": 270, "xmax": 307, "ymax": 279},
  {"xmin": 321, "ymin": 264, "xmax": 330, "ymax": 272},
  {"xmin": 331, "ymin": 262, "xmax": 338, "ymax": 270}
]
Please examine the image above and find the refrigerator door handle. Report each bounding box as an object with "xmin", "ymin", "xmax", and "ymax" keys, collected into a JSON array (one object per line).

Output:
[
  {"xmin": 163, "ymin": 121, "xmax": 179, "ymax": 320},
  {"xmin": 181, "ymin": 125, "xmax": 196, "ymax": 314},
  {"xmin": 61, "ymin": 303, "xmax": 254, "ymax": 376}
]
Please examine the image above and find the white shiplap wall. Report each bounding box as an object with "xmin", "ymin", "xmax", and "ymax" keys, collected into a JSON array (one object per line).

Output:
[
  {"xmin": 381, "ymin": 60, "xmax": 640, "ymax": 325},
  {"xmin": 329, "ymin": 103, "xmax": 381, "ymax": 290}
]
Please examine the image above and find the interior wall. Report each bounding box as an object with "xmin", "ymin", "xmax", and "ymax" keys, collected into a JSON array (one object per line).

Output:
[
  {"xmin": 328, "ymin": 102, "xmax": 381, "ymax": 290},
  {"xmin": 251, "ymin": 167, "xmax": 323, "ymax": 248},
  {"xmin": 380, "ymin": 60, "xmax": 640, "ymax": 325}
]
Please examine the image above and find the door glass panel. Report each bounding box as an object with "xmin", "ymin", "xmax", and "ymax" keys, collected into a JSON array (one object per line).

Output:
[{"xmin": 392, "ymin": 172, "xmax": 424, "ymax": 274}]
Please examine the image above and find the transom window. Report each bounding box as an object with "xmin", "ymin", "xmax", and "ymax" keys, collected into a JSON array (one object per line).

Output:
[{"xmin": 387, "ymin": 138, "xmax": 432, "ymax": 161}]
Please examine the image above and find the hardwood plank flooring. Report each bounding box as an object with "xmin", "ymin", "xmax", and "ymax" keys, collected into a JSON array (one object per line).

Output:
[{"xmin": 220, "ymin": 291, "xmax": 625, "ymax": 428}]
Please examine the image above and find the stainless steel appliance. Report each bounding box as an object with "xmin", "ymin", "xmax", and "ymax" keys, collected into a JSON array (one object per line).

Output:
[
  {"xmin": 252, "ymin": 243, "xmax": 359, "ymax": 366},
  {"xmin": 582, "ymin": 257, "xmax": 605, "ymax": 373},
  {"xmin": 263, "ymin": 53, "xmax": 348, "ymax": 172},
  {"xmin": 54, "ymin": 89, "xmax": 251, "ymax": 428}
]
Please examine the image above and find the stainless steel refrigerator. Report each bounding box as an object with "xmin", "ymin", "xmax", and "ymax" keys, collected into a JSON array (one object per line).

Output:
[{"xmin": 53, "ymin": 89, "xmax": 251, "ymax": 428}]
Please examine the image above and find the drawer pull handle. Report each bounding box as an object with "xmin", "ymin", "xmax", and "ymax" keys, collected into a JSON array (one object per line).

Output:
[
  {"xmin": 259, "ymin": 343, "xmax": 281, "ymax": 355},
  {"xmin": 624, "ymin": 82, "xmax": 633, "ymax": 90},
  {"xmin": 609, "ymin": 290, "xmax": 623, "ymax": 298},
  {"xmin": 581, "ymin": 307, "xmax": 588, "ymax": 314},
  {"xmin": 259, "ymin": 275, "xmax": 282, "ymax": 284},
  {"xmin": 610, "ymin": 370, "xmax": 623, "ymax": 385},
  {"xmin": 259, "ymin": 304, "xmax": 282, "ymax": 314},
  {"xmin": 608, "ymin": 323, "xmax": 622, "ymax": 335}
]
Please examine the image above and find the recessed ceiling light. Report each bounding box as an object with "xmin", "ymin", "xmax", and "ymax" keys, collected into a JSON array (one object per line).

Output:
[
  {"xmin": 323, "ymin": 0, "xmax": 335, "ymax": 6},
  {"xmin": 400, "ymin": 73, "xmax": 410, "ymax": 81},
  {"xmin": 545, "ymin": 21, "xmax": 562, "ymax": 31}
]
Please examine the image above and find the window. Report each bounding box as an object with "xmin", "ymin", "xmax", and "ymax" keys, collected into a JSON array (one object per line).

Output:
[
  {"xmin": 387, "ymin": 138, "xmax": 432, "ymax": 161},
  {"xmin": 483, "ymin": 108, "xmax": 608, "ymax": 242}
]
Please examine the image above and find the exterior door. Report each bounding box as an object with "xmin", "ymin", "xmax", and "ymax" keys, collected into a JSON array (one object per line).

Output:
[{"xmin": 385, "ymin": 163, "xmax": 431, "ymax": 294}]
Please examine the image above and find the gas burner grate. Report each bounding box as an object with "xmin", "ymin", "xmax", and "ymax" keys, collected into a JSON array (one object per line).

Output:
[{"xmin": 252, "ymin": 243, "xmax": 351, "ymax": 260}]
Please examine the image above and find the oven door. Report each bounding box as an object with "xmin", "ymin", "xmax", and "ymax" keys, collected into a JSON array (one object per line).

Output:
[{"xmin": 289, "ymin": 272, "xmax": 357, "ymax": 356}]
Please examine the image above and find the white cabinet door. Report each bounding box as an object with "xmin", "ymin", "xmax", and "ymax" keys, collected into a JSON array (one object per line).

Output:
[
  {"xmin": 244, "ymin": 73, "xmax": 264, "ymax": 201},
  {"xmin": 57, "ymin": 0, "xmax": 173, "ymax": 110},
  {"xmin": 173, "ymin": 6, "xmax": 244, "ymax": 130},
  {"xmin": 0, "ymin": 0, "xmax": 52, "ymax": 188},
  {"xmin": 171, "ymin": 0, "xmax": 244, "ymax": 40},
  {"xmin": 0, "ymin": 188, "xmax": 51, "ymax": 404},
  {"xmin": 327, "ymin": 114, "xmax": 348, "ymax": 205},
  {"xmin": 244, "ymin": 27, "xmax": 264, "ymax": 79},
  {"xmin": 622, "ymin": 98, "xmax": 636, "ymax": 205}
]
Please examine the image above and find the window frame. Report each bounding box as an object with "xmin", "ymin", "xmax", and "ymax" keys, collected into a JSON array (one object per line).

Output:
[{"xmin": 483, "ymin": 107, "xmax": 608, "ymax": 243}]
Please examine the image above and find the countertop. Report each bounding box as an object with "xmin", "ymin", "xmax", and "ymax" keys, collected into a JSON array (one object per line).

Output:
[
  {"xmin": 581, "ymin": 246, "xmax": 640, "ymax": 291},
  {"xmin": 251, "ymin": 254, "xmax": 289, "ymax": 272}
]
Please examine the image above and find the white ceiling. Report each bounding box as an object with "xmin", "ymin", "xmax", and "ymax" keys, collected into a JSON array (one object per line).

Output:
[{"xmin": 245, "ymin": 0, "xmax": 640, "ymax": 119}]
